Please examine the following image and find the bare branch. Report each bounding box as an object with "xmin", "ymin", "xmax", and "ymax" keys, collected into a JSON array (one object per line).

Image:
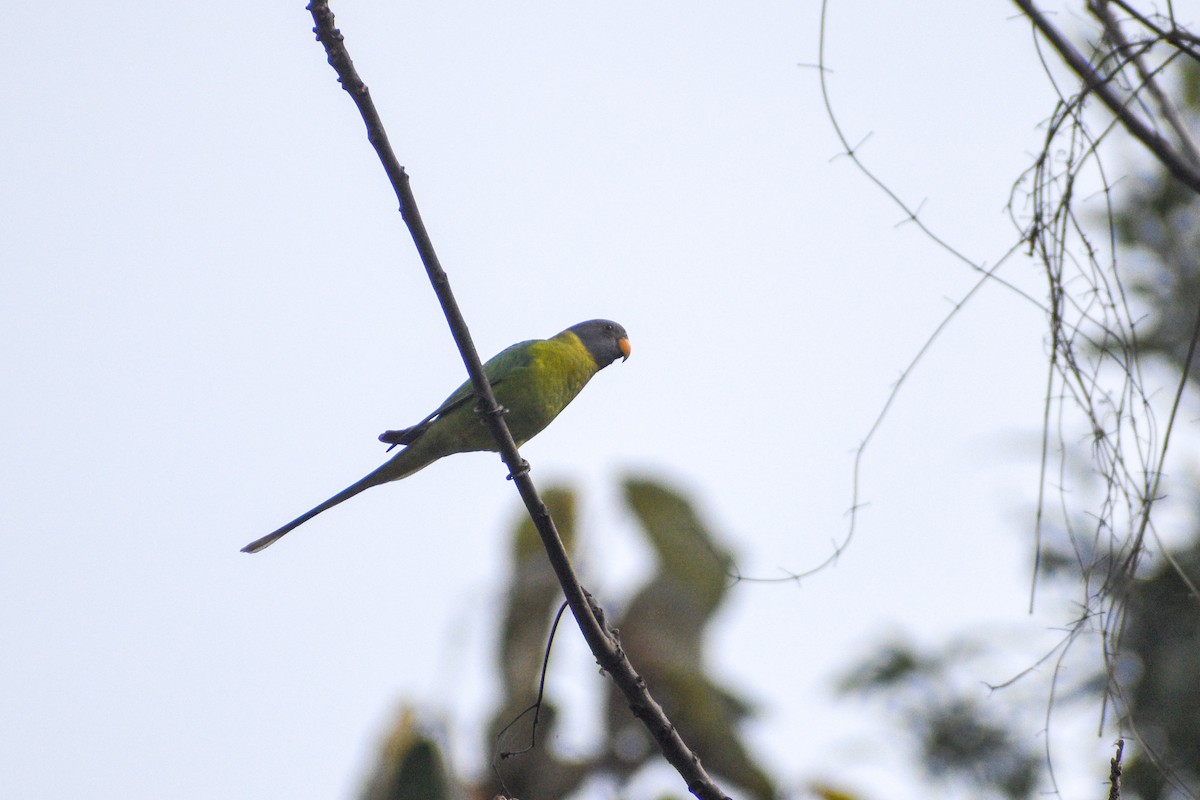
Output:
[
  {"xmin": 303, "ymin": 3, "xmax": 731, "ymax": 798},
  {"xmin": 1011, "ymin": 0, "xmax": 1200, "ymax": 192},
  {"xmin": 1088, "ymin": 0, "xmax": 1200, "ymax": 165}
]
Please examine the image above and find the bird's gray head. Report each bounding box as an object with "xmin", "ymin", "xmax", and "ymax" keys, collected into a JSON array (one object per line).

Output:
[{"xmin": 565, "ymin": 319, "xmax": 631, "ymax": 367}]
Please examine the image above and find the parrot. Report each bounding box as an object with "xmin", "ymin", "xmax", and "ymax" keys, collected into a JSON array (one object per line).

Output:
[{"xmin": 240, "ymin": 319, "xmax": 630, "ymax": 553}]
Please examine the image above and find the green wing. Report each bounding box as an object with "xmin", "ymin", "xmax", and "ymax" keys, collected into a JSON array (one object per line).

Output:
[{"xmin": 378, "ymin": 340, "xmax": 537, "ymax": 449}]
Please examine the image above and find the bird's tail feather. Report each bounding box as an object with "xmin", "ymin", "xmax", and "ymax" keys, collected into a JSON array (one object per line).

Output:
[{"xmin": 239, "ymin": 457, "xmax": 419, "ymax": 554}]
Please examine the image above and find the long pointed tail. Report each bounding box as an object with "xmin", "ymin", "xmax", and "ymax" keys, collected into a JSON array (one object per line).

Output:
[
  {"xmin": 240, "ymin": 474, "xmax": 383, "ymax": 553},
  {"xmin": 240, "ymin": 441, "xmax": 443, "ymax": 554}
]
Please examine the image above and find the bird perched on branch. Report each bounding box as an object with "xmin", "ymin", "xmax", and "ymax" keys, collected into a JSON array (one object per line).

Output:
[{"xmin": 240, "ymin": 319, "xmax": 630, "ymax": 553}]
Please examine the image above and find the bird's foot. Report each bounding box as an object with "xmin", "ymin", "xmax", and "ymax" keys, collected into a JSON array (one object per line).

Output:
[
  {"xmin": 379, "ymin": 426, "xmax": 416, "ymax": 452},
  {"xmin": 475, "ymin": 402, "xmax": 509, "ymax": 421},
  {"xmin": 506, "ymin": 459, "xmax": 530, "ymax": 480}
]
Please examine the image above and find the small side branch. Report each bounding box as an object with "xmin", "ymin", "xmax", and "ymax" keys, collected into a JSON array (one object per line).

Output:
[
  {"xmin": 304, "ymin": 3, "xmax": 731, "ymax": 799},
  {"xmin": 1108, "ymin": 738, "xmax": 1124, "ymax": 800},
  {"xmin": 1010, "ymin": 0, "xmax": 1200, "ymax": 193}
]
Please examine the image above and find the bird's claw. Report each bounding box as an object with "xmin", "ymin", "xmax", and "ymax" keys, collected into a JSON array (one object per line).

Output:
[
  {"xmin": 474, "ymin": 402, "xmax": 509, "ymax": 420},
  {"xmin": 506, "ymin": 459, "xmax": 531, "ymax": 481}
]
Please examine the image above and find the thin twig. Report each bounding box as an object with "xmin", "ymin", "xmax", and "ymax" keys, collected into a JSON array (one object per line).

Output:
[
  {"xmin": 1088, "ymin": 0, "xmax": 1200, "ymax": 167},
  {"xmin": 822, "ymin": 1, "xmax": 1199, "ymax": 792},
  {"xmin": 816, "ymin": 0, "xmax": 1046, "ymax": 580},
  {"xmin": 1108, "ymin": 0, "xmax": 1200, "ymax": 64},
  {"xmin": 303, "ymin": 3, "xmax": 730, "ymax": 798},
  {"xmin": 495, "ymin": 601, "xmax": 570, "ymax": 760},
  {"xmin": 1010, "ymin": 0, "xmax": 1200, "ymax": 193}
]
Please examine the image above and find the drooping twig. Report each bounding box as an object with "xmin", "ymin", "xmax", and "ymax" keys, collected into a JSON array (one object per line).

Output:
[
  {"xmin": 819, "ymin": 0, "xmax": 1193, "ymax": 790},
  {"xmin": 494, "ymin": 601, "xmax": 570, "ymax": 761},
  {"xmin": 302, "ymin": 3, "xmax": 731, "ymax": 798},
  {"xmin": 814, "ymin": 0, "xmax": 1046, "ymax": 583}
]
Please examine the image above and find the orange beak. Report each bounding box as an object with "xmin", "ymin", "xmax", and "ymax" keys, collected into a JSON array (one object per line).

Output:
[{"xmin": 618, "ymin": 337, "xmax": 631, "ymax": 361}]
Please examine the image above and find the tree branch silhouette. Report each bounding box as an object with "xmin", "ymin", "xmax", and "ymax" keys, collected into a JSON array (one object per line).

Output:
[
  {"xmin": 303, "ymin": 3, "xmax": 731, "ymax": 799},
  {"xmin": 1011, "ymin": 0, "xmax": 1200, "ymax": 192}
]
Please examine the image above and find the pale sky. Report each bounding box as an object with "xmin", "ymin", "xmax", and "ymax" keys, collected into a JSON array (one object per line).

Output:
[{"xmin": 2, "ymin": 2, "xmax": 1172, "ymax": 798}]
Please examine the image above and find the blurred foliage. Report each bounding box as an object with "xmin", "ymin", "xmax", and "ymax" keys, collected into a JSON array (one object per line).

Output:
[
  {"xmin": 1120, "ymin": 541, "xmax": 1200, "ymax": 798},
  {"xmin": 806, "ymin": 787, "xmax": 864, "ymax": 800},
  {"xmin": 357, "ymin": 478, "xmax": 774, "ymax": 800},
  {"xmin": 360, "ymin": 708, "xmax": 451, "ymax": 800},
  {"xmin": 1112, "ymin": 157, "xmax": 1200, "ymax": 380},
  {"xmin": 354, "ymin": 56, "xmax": 1200, "ymax": 800},
  {"xmin": 839, "ymin": 642, "xmax": 1040, "ymax": 800},
  {"xmin": 837, "ymin": 60, "xmax": 1200, "ymax": 800},
  {"xmin": 605, "ymin": 479, "xmax": 773, "ymax": 800},
  {"xmin": 1039, "ymin": 60, "xmax": 1200, "ymax": 800}
]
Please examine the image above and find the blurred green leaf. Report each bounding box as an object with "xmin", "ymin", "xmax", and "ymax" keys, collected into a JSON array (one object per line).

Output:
[
  {"xmin": 837, "ymin": 643, "xmax": 924, "ymax": 693},
  {"xmin": 623, "ymin": 477, "xmax": 734, "ymax": 613},
  {"xmin": 482, "ymin": 487, "xmax": 590, "ymax": 800},
  {"xmin": 365, "ymin": 478, "xmax": 779, "ymax": 800},
  {"xmin": 608, "ymin": 477, "xmax": 775, "ymax": 800},
  {"xmin": 1121, "ymin": 540, "xmax": 1200, "ymax": 798},
  {"xmin": 360, "ymin": 708, "xmax": 450, "ymax": 800}
]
